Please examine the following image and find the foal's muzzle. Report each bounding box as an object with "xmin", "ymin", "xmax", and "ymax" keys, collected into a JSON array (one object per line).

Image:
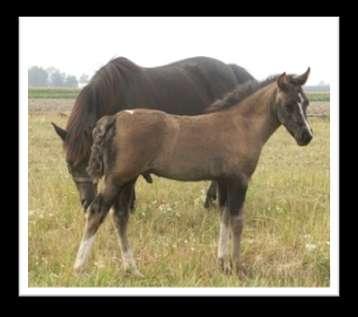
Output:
[{"xmin": 296, "ymin": 129, "xmax": 313, "ymax": 146}]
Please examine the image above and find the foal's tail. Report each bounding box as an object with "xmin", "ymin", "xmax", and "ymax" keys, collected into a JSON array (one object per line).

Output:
[{"xmin": 87, "ymin": 115, "xmax": 117, "ymax": 182}]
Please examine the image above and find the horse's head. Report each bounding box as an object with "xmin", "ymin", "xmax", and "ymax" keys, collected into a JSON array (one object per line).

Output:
[
  {"xmin": 51, "ymin": 122, "xmax": 97, "ymax": 210},
  {"xmin": 275, "ymin": 67, "xmax": 313, "ymax": 146}
]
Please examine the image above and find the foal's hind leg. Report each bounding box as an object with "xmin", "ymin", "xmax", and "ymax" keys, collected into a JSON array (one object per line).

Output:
[
  {"xmin": 129, "ymin": 187, "xmax": 136, "ymax": 213},
  {"xmin": 73, "ymin": 178, "xmax": 120, "ymax": 273},
  {"xmin": 112, "ymin": 180, "xmax": 143, "ymax": 277},
  {"xmin": 204, "ymin": 181, "xmax": 218, "ymax": 209}
]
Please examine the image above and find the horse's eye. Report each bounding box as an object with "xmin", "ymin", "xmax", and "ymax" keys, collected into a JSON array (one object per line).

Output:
[{"xmin": 66, "ymin": 162, "xmax": 73, "ymax": 172}]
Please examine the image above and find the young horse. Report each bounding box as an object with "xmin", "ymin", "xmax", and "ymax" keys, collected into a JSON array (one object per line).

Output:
[
  {"xmin": 52, "ymin": 56, "xmax": 255, "ymax": 212},
  {"xmin": 74, "ymin": 68, "xmax": 312, "ymax": 275}
]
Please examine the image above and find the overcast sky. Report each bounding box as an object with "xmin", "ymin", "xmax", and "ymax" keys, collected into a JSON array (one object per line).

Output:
[{"xmin": 20, "ymin": 17, "xmax": 338, "ymax": 85}]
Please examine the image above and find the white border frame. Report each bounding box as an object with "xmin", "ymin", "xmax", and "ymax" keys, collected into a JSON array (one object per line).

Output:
[{"xmin": 19, "ymin": 17, "xmax": 339, "ymax": 297}]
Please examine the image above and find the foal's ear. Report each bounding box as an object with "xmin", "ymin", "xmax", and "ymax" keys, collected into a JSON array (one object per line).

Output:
[
  {"xmin": 291, "ymin": 67, "xmax": 311, "ymax": 86},
  {"xmin": 277, "ymin": 72, "xmax": 289, "ymax": 91},
  {"xmin": 51, "ymin": 122, "xmax": 67, "ymax": 142}
]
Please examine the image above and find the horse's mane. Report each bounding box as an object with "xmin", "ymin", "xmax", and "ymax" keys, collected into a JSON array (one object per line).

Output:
[
  {"xmin": 65, "ymin": 57, "xmax": 138, "ymax": 164},
  {"xmin": 205, "ymin": 74, "xmax": 280, "ymax": 113}
]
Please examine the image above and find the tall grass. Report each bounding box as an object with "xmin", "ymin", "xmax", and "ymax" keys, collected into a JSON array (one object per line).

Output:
[{"xmin": 28, "ymin": 112, "xmax": 330, "ymax": 287}]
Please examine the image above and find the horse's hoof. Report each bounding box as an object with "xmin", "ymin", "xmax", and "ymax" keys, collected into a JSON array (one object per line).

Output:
[
  {"xmin": 204, "ymin": 199, "xmax": 214, "ymax": 209},
  {"xmin": 204, "ymin": 199, "xmax": 217, "ymax": 209}
]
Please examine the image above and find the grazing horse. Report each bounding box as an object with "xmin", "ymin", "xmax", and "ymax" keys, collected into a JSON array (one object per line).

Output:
[
  {"xmin": 52, "ymin": 56, "xmax": 255, "ymax": 211},
  {"xmin": 73, "ymin": 68, "xmax": 312, "ymax": 275}
]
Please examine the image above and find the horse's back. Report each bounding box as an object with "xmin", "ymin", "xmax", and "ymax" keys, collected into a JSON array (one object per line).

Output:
[{"xmin": 141, "ymin": 57, "xmax": 243, "ymax": 114}]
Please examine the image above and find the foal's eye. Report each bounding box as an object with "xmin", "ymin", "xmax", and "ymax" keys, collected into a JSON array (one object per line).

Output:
[{"xmin": 286, "ymin": 104, "xmax": 295, "ymax": 112}]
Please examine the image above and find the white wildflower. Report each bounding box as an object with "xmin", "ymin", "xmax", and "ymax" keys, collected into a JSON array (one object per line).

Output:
[{"xmin": 305, "ymin": 243, "xmax": 317, "ymax": 252}]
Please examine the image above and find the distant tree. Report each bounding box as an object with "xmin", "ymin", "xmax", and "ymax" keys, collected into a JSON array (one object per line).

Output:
[
  {"xmin": 64, "ymin": 75, "xmax": 79, "ymax": 88},
  {"xmin": 28, "ymin": 66, "xmax": 48, "ymax": 87},
  {"xmin": 45, "ymin": 67, "xmax": 58, "ymax": 83},
  {"xmin": 79, "ymin": 74, "xmax": 89, "ymax": 85},
  {"xmin": 50, "ymin": 70, "xmax": 66, "ymax": 87}
]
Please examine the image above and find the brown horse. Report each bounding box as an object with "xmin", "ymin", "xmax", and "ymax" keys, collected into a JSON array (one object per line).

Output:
[
  {"xmin": 51, "ymin": 56, "xmax": 255, "ymax": 212},
  {"xmin": 74, "ymin": 68, "xmax": 312, "ymax": 275}
]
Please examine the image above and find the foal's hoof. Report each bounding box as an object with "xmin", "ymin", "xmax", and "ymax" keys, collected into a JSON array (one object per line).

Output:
[
  {"xmin": 125, "ymin": 268, "xmax": 144, "ymax": 278},
  {"xmin": 123, "ymin": 265, "xmax": 144, "ymax": 278},
  {"xmin": 132, "ymin": 269, "xmax": 144, "ymax": 278},
  {"xmin": 73, "ymin": 264, "xmax": 86, "ymax": 275},
  {"xmin": 218, "ymin": 257, "xmax": 232, "ymax": 274}
]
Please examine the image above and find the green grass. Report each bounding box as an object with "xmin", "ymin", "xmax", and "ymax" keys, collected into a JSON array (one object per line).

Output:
[
  {"xmin": 28, "ymin": 88, "xmax": 330, "ymax": 102},
  {"xmin": 28, "ymin": 112, "xmax": 330, "ymax": 287},
  {"xmin": 29, "ymin": 88, "xmax": 81, "ymax": 99},
  {"xmin": 306, "ymin": 92, "xmax": 330, "ymax": 102}
]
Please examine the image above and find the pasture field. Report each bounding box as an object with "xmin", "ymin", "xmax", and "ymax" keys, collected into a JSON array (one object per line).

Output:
[
  {"xmin": 29, "ymin": 88, "xmax": 80, "ymax": 99},
  {"xmin": 28, "ymin": 99, "xmax": 330, "ymax": 288},
  {"xmin": 28, "ymin": 88, "xmax": 330, "ymax": 102}
]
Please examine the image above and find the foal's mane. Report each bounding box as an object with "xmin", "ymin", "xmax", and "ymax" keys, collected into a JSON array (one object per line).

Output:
[
  {"xmin": 205, "ymin": 74, "xmax": 280, "ymax": 113},
  {"xmin": 65, "ymin": 57, "xmax": 138, "ymax": 164}
]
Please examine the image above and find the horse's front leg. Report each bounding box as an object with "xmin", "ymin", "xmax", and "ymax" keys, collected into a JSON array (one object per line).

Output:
[
  {"xmin": 73, "ymin": 177, "xmax": 120, "ymax": 273},
  {"xmin": 204, "ymin": 181, "xmax": 218, "ymax": 209}
]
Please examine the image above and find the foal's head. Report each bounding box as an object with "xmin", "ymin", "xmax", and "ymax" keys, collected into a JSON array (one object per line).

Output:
[
  {"xmin": 275, "ymin": 68, "xmax": 313, "ymax": 146},
  {"xmin": 52, "ymin": 123, "xmax": 97, "ymax": 210}
]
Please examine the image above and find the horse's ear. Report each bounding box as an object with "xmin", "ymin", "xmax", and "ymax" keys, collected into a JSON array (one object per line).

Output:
[
  {"xmin": 277, "ymin": 72, "xmax": 289, "ymax": 91},
  {"xmin": 291, "ymin": 67, "xmax": 310, "ymax": 86},
  {"xmin": 51, "ymin": 122, "xmax": 67, "ymax": 142}
]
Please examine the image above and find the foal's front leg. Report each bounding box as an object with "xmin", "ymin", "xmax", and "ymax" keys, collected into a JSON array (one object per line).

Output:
[
  {"xmin": 227, "ymin": 178, "xmax": 248, "ymax": 273},
  {"xmin": 217, "ymin": 181, "xmax": 232, "ymax": 272},
  {"xmin": 73, "ymin": 178, "xmax": 119, "ymax": 273}
]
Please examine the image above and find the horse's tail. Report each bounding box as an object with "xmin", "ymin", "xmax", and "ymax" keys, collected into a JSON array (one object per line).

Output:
[{"xmin": 87, "ymin": 115, "xmax": 117, "ymax": 182}]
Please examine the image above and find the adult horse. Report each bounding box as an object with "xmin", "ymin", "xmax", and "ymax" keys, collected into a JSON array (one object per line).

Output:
[{"xmin": 52, "ymin": 56, "xmax": 255, "ymax": 210}]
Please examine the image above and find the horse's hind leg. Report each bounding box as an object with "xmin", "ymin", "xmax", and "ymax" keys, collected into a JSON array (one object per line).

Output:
[
  {"xmin": 111, "ymin": 180, "xmax": 143, "ymax": 277},
  {"xmin": 73, "ymin": 178, "xmax": 120, "ymax": 273},
  {"xmin": 204, "ymin": 181, "xmax": 218, "ymax": 209}
]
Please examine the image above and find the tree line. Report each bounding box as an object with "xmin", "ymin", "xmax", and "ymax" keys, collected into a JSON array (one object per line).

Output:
[{"xmin": 28, "ymin": 66, "xmax": 90, "ymax": 88}]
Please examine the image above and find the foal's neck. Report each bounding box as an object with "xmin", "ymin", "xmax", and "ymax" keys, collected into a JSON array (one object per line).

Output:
[{"xmin": 230, "ymin": 83, "xmax": 280, "ymax": 145}]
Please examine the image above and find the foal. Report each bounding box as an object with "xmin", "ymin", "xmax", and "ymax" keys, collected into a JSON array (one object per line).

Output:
[{"xmin": 74, "ymin": 68, "xmax": 313, "ymax": 275}]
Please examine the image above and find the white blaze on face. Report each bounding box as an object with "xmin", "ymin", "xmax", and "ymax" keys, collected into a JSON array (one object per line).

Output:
[
  {"xmin": 298, "ymin": 93, "xmax": 313, "ymax": 136},
  {"xmin": 124, "ymin": 110, "xmax": 134, "ymax": 115}
]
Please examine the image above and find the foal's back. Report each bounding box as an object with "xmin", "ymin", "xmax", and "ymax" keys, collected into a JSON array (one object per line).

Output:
[{"xmin": 111, "ymin": 108, "xmax": 240, "ymax": 182}]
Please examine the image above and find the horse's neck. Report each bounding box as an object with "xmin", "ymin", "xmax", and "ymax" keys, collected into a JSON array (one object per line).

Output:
[{"xmin": 231, "ymin": 84, "xmax": 280, "ymax": 145}]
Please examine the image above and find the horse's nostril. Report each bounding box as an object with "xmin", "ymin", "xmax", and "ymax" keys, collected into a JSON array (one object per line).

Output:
[{"xmin": 81, "ymin": 199, "xmax": 88, "ymax": 208}]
